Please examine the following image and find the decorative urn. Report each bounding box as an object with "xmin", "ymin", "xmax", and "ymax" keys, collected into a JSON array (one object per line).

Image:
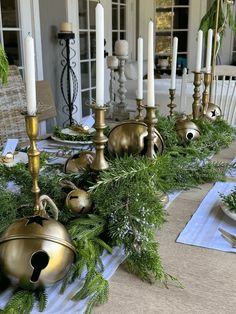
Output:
[
  {"xmin": 108, "ymin": 121, "xmax": 164, "ymax": 156},
  {"xmin": 0, "ymin": 212, "xmax": 75, "ymax": 290}
]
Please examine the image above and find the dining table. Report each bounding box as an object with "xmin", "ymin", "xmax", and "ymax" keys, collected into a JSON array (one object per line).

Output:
[
  {"xmin": 0, "ymin": 138, "xmax": 236, "ymax": 314},
  {"xmin": 92, "ymin": 140, "xmax": 236, "ymax": 314}
]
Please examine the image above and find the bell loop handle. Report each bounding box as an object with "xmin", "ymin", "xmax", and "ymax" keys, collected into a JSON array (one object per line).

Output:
[{"xmin": 38, "ymin": 195, "xmax": 59, "ymax": 220}]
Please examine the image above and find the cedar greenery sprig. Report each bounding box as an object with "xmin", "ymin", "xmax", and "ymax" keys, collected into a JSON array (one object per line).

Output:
[{"xmin": 220, "ymin": 187, "xmax": 236, "ymax": 212}]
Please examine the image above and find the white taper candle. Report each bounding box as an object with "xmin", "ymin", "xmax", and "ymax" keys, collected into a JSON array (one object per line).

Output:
[
  {"xmin": 96, "ymin": 3, "xmax": 104, "ymax": 106},
  {"xmin": 137, "ymin": 37, "xmax": 143, "ymax": 99},
  {"xmin": 195, "ymin": 30, "xmax": 203, "ymax": 72},
  {"xmin": 24, "ymin": 35, "xmax": 37, "ymax": 116},
  {"xmin": 170, "ymin": 37, "xmax": 178, "ymax": 89},
  {"xmin": 206, "ymin": 29, "xmax": 213, "ymax": 73},
  {"xmin": 147, "ymin": 20, "xmax": 155, "ymax": 107}
]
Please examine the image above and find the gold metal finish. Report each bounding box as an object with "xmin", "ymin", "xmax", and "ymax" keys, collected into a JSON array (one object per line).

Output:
[
  {"xmin": 167, "ymin": 89, "xmax": 176, "ymax": 117},
  {"xmin": 108, "ymin": 121, "xmax": 164, "ymax": 156},
  {"xmin": 218, "ymin": 228, "xmax": 236, "ymax": 248},
  {"xmin": 25, "ymin": 115, "xmax": 41, "ymax": 213},
  {"xmin": 192, "ymin": 72, "xmax": 202, "ymax": 120},
  {"xmin": 0, "ymin": 216, "xmax": 75, "ymax": 289},
  {"xmin": 135, "ymin": 98, "xmax": 144, "ymax": 121},
  {"xmin": 90, "ymin": 105, "xmax": 109, "ymax": 171},
  {"xmin": 0, "ymin": 114, "xmax": 76, "ymax": 289},
  {"xmin": 176, "ymin": 118, "xmax": 201, "ymax": 141},
  {"xmin": 64, "ymin": 151, "xmax": 95, "ymax": 173},
  {"xmin": 202, "ymin": 72, "xmax": 212, "ymax": 116},
  {"xmin": 144, "ymin": 106, "xmax": 158, "ymax": 159},
  {"xmin": 205, "ymin": 103, "xmax": 222, "ymax": 122},
  {"xmin": 66, "ymin": 188, "xmax": 92, "ymax": 214}
]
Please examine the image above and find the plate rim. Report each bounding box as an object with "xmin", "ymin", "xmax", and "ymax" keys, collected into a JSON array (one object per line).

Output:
[{"xmin": 51, "ymin": 135, "xmax": 93, "ymax": 145}]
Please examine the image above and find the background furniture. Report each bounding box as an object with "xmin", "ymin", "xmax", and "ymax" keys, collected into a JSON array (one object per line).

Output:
[
  {"xmin": 212, "ymin": 65, "xmax": 236, "ymax": 126},
  {"xmin": 0, "ymin": 66, "xmax": 57, "ymax": 146}
]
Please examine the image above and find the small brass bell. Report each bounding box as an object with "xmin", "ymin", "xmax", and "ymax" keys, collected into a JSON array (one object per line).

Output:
[
  {"xmin": 108, "ymin": 121, "xmax": 164, "ymax": 156},
  {"xmin": 64, "ymin": 151, "xmax": 95, "ymax": 174},
  {"xmin": 176, "ymin": 118, "xmax": 201, "ymax": 141},
  {"xmin": 0, "ymin": 195, "xmax": 75, "ymax": 290},
  {"xmin": 205, "ymin": 103, "xmax": 222, "ymax": 122},
  {"xmin": 66, "ymin": 189, "xmax": 92, "ymax": 214},
  {"xmin": 62, "ymin": 181, "xmax": 92, "ymax": 214}
]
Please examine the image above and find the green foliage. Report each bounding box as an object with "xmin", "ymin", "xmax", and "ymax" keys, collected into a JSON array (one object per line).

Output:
[
  {"xmin": 199, "ymin": 0, "xmax": 236, "ymax": 45},
  {"xmin": 53, "ymin": 126, "xmax": 94, "ymax": 142},
  {"xmin": 220, "ymin": 187, "xmax": 236, "ymax": 212},
  {"xmin": 0, "ymin": 116, "xmax": 236, "ymax": 313},
  {"xmin": 0, "ymin": 45, "xmax": 9, "ymax": 85},
  {"xmin": 3, "ymin": 290, "xmax": 35, "ymax": 314}
]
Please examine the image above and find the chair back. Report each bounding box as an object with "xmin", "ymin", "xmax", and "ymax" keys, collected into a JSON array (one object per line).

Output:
[
  {"xmin": 211, "ymin": 65, "xmax": 236, "ymax": 126},
  {"xmin": 0, "ymin": 65, "xmax": 28, "ymax": 145}
]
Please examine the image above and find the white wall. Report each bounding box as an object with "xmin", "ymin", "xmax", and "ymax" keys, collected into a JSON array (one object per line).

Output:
[{"xmin": 39, "ymin": 0, "xmax": 67, "ymax": 127}]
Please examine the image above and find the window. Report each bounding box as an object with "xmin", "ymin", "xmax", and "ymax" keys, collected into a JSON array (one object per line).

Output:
[
  {"xmin": 155, "ymin": 0, "xmax": 189, "ymax": 70},
  {"xmin": 78, "ymin": 0, "xmax": 97, "ymax": 116},
  {"xmin": 112, "ymin": 0, "xmax": 127, "ymax": 53},
  {"xmin": 0, "ymin": 0, "xmax": 22, "ymax": 70}
]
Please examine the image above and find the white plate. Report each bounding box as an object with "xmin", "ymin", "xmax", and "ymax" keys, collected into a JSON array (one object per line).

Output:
[
  {"xmin": 51, "ymin": 135, "xmax": 93, "ymax": 145},
  {"xmin": 61, "ymin": 127, "xmax": 95, "ymax": 135},
  {"xmin": 220, "ymin": 200, "xmax": 236, "ymax": 222}
]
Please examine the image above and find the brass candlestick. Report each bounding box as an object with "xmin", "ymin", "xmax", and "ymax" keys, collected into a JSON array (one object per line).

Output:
[
  {"xmin": 90, "ymin": 104, "xmax": 109, "ymax": 171},
  {"xmin": 135, "ymin": 98, "xmax": 144, "ymax": 121},
  {"xmin": 192, "ymin": 71, "xmax": 202, "ymax": 120},
  {"xmin": 144, "ymin": 106, "xmax": 157, "ymax": 159},
  {"xmin": 25, "ymin": 115, "xmax": 41, "ymax": 213},
  {"xmin": 168, "ymin": 88, "xmax": 176, "ymax": 117},
  {"xmin": 202, "ymin": 72, "xmax": 212, "ymax": 116}
]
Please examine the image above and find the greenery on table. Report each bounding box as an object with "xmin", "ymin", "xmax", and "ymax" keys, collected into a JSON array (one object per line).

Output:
[
  {"xmin": 220, "ymin": 187, "xmax": 236, "ymax": 212},
  {"xmin": 53, "ymin": 126, "xmax": 94, "ymax": 142},
  {"xmin": 0, "ymin": 115, "xmax": 236, "ymax": 313}
]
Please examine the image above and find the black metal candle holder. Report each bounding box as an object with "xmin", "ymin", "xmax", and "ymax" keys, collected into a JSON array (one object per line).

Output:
[{"xmin": 58, "ymin": 32, "xmax": 78, "ymax": 127}]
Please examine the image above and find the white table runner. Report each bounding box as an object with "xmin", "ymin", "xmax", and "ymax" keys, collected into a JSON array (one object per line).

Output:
[{"xmin": 176, "ymin": 182, "xmax": 236, "ymax": 253}]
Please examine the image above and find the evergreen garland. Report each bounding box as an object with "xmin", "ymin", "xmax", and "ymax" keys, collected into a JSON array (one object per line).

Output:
[{"xmin": 0, "ymin": 116, "xmax": 235, "ymax": 313}]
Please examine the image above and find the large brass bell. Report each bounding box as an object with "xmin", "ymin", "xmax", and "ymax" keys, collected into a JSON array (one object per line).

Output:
[
  {"xmin": 205, "ymin": 103, "xmax": 222, "ymax": 122},
  {"xmin": 108, "ymin": 121, "xmax": 164, "ymax": 156},
  {"xmin": 0, "ymin": 195, "xmax": 75, "ymax": 289},
  {"xmin": 176, "ymin": 118, "xmax": 201, "ymax": 141},
  {"xmin": 64, "ymin": 151, "xmax": 95, "ymax": 173}
]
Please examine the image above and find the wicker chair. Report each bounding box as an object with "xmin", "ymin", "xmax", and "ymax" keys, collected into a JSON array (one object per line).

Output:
[
  {"xmin": 0, "ymin": 66, "xmax": 57, "ymax": 146},
  {"xmin": 0, "ymin": 65, "xmax": 28, "ymax": 146}
]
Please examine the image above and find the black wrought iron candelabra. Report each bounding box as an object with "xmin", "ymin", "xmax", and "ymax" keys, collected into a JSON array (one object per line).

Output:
[{"xmin": 58, "ymin": 32, "xmax": 78, "ymax": 127}]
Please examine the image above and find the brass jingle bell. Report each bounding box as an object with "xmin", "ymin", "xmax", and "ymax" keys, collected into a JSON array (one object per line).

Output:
[
  {"xmin": 176, "ymin": 119, "xmax": 201, "ymax": 141},
  {"xmin": 64, "ymin": 151, "xmax": 95, "ymax": 174},
  {"xmin": 0, "ymin": 212, "xmax": 75, "ymax": 289},
  {"xmin": 205, "ymin": 103, "xmax": 222, "ymax": 122},
  {"xmin": 66, "ymin": 188, "xmax": 92, "ymax": 214},
  {"xmin": 108, "ymin": 121, "xmax": 164, "ymax": 156}
]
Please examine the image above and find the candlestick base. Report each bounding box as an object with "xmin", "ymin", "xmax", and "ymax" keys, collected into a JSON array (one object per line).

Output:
[
  {"xmin": 202, "ymin": 72, "xmax": 212, "ymax": 116},
  {"xmin": 144, "ymin": 106, "xmax": 158, "ymax": 160},
  {"xmin": 167, "ymin": 89, "xmax": 176, "ymax": 117},
  {"xmin": 89, "ymin": 104, "xmax": 109, "ymax": 171},
  {"xmin": 135, "ymin": 99, "xmax": 144, "ymax": 121},
  {"xmin": 192, "ymin": 72, "xmax": 203, "ymax": 120}
]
